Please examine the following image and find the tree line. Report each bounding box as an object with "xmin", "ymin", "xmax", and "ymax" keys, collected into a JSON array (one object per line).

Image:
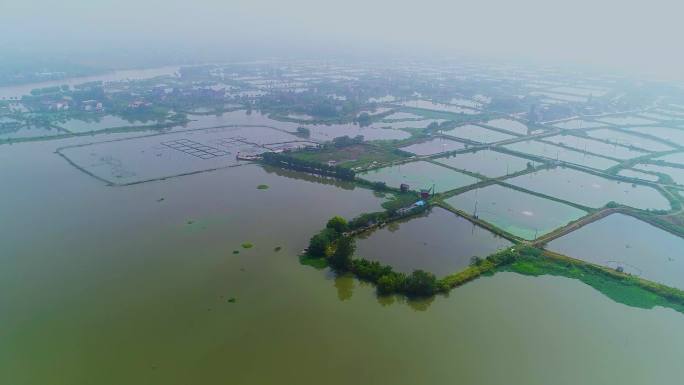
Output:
[
  {"xmin": 305, "ymin": 215, "xmax": 442, "ymax": 297},
  {"xmin": 261, "ymin": 152, "xmax": 356, "ymax": 180}
]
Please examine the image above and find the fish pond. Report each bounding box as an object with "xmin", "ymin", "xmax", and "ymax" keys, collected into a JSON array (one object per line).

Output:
[
  {"xmin": 586, "ymin": 128, "xmax": 674, "ymax": 152},
  {"xmin": 655, "ymin": 152, "xmax": 684, "ymax": 165},
  {"xmin": 617, "ymin": 168, "xmax": 660, "ymax": 182},
  {"xmin": 553, "ymin": 119, "xmax": 606, "ymax": 130},
  {"xmin": 434, "ymin": 149, "xmax": 533, "ymax": 178},
  {"xmin": 544, "ymin": 134, "xmax": 646, "ymax": 160},
  {"xmin": 381, "ymin": 111, "xmax": 425, "ymax": 120},
  {"xmin": 503, "ymin": 140, "xmax": 618, "ymax": 170},
  {"xmin": 59, "ymin": 126, "xmax": 302, "ymax": 185},
  {"xmin": 446, "ymin": 184, "xmax": 587, "ymax": 240},
  {"xmin": 399, "ymin": 138, "xmax": 466, "ymax": 156},
  {"xmin": 506, "ymin": 167, "xmax": 670, "ymax": 210},
  {"xmin": 359, "ymin": 161, "xmax": 479, "ymax": 193},
  {"xmin": 548, "ymin": 214, "xmax": 684, "ymax": 291},
  {"xmin": 598, "ymin": 116, "xmax": 658, "ymax": 126},
  {"xmin": 56, "ymin": 115, "xmax": 157, "ymax": 133},
  {"xmin": 184, "ymin": 110, "xmax": 410, "ymax": 142},
  {"xmin": 633, "ymin": 164, "xmax": 684, "ymax": 185},
  {"xmin": 398, "ymin": 100, "xmax": 479, "ymax": 115},
  {"xmin": 483, "ymin": 119, "xmax": 529, "ymax": 135},
  {"xmin": 441, "ymin": 124, "xmax": 516, "ymax": 143},
  {"xmin": 356, "ymin": 207, "xmax": 511, "ymax": 276},
  {"xmin": 0, "ymin": 125, "xmax": 68, "ymax": 140},
  {"xmin": 626, "ymin": 126, "xmax": 684, "ymax": 147}
]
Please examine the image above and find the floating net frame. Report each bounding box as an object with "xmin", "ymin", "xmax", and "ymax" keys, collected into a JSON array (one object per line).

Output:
[{"xmin": 161, "ymin": 139, "xmax": 229, "ymax": 159}]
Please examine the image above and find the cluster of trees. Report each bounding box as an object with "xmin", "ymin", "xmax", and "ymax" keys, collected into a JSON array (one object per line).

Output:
[
  {"xmin": 331, "ymin": 135, "xmax": 364, "ymax": 148},
  {"xmin": 440, "ymin": 246, "xmax": 531, "ymax": 289},
  {"xmin": 344, "ymin": 194, "xmax": 424, "ymax": 232},
  {"xmin": 306, "ymin": 215, "xmax": 443, "ymax": 297},
  {"xmin": 256, "ymin": 90, "xmax": 361, "ymax": 120},
  {"xmin": 307, "ymin": 216, "xmax": 355, "ymax": 269},
  {"xmin": 350, "ymin": 259, "xmax": 441, "ymax": 296},
  {"xmin": 295, "ymin": 126, "xmax": 311, "ymax": 138},
  {"xmin": 348, "ymin": 211, "xmax": 389, "ymax": 230},
  {"xmin": 357, "ymin": 112, "xmax": 371, "ymax": 126},
  {"xmin": 261, "ymin": 152, "xmax": 356, "ymax": 180}
]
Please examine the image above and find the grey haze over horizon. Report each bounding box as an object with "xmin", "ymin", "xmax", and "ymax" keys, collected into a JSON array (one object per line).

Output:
[{"xmin": 3, "ymin": 0, "xmax": 683, "ymax": 80}]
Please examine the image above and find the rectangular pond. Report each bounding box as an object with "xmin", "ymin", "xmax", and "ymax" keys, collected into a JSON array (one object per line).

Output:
[
  {"xmin": 639, "ymin": 112, "xmax": 679, "ymax": 121},
  {"xmin": 598, "ymin": 116, "xmax": 658, "ymax": 126},
  {"xmin": 483, "ymin": 119, "xmax": 529, "ymax": 135},
  {"xmin": 372, "ymin": 119, "xmax": 446, "ymax": 130},
  {"xmin": 552, "ymin": 119, "xmax": 606, "ymax": 130},
  {"xmin": 548, "ymin": 86, "xmax": 608, "ymax": 97},
  {"xmin": 398, "ymin": 100, "xmax": 479, "ymax": 115},
  {"xmin": 625, "ymin": 126, "xmax": 684, "ymax": 147},
  {"xmin": 446, "ymin": 184, "xmax": 587, "ymax": 240},
  {"xmin": 59, "ymin": 126, "xmax": 302, "ymax": 185},
  {"xmin": 381, "ymin": 111, "xmax": 425, "ymax": 120},
  {"xmin": 543, "ymin": 134, "xmax": 646, "ymax": 160},
  {"xmin": 399, "ymin": 138, "xmax": 466, "ymax": 156},
  {"xmin": 633, "ymin": 164, "xmax": 684, "ymax": 185},
  {"xmin": 449, "ymin": 97, "xmax": 481, "ymax": 109},
  {"xmin": 184, "ymin": 110, "xmax": 411, "ymax": 142},
  {"xmin": 532, "ymin": 92, "xmax": 587, "ymax": 103},
  {"xmin": 57, "ymin": 115, "xmax": 155, "ymax": 133},
  {"xmin": 434, "ymin": 149, "xmax": 533, "ymax": 178},
  {"xmin": 355, "ymin": 207, "xmax": 512, "ymax": 276},
  {"xmin": 358, "ymin": 161, "xmax": 479, "ymax": 193},
  {"xmin": 0, "ymin": 125, "xmax": 68, "ymax": 140},
  {"xmin": 617, "ymin": 169, "xmax": 660, "ymax": 182},
  {"xmin": 506, "ymin": 167, "xmax": 670, "ymax": 210},
  {"xmin": 441, "ymin": 124, "xmax": 516, "ymax": 144},
  {"xmin": 503, "ymin": 140, "xmax": 618, "ymax": 170},
  {"xmin": 586, "ymin": 128, "xmax": 674, "ymax": 152},
  {"xmin": 655, "ymin": 152, "xmax": 684, "ymax": 165},
  {"xmin": 548, "ymin": 213, "xmax": 684, "ymax": 290}
]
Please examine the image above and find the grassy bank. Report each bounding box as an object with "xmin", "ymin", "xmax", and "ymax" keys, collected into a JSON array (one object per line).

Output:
[{"xmin": 504, "ymin": 251, "xmax": 684, "ymax": 313}]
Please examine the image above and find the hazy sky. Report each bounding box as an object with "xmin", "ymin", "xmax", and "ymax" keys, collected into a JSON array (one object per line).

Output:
[{"xmin": 3, "ymin": 0, "xmax": 683, "ymax": 78}]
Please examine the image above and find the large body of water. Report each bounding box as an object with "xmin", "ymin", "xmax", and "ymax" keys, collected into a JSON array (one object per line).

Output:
[{"xmin": 3, "ymin": 133, "xmax": 684, "ymax": 384}]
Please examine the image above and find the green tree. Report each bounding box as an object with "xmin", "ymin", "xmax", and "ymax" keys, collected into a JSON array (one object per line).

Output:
[
  {"xmin": 377, "ymin": 273, "xmax": 406, "ymax": 294},
  {"xmin": 329, "ymin": 236, "xmax": 355, "ymax": 270},
  {"xmin": 307, "ymin": 228, "xmax": 337, "ymax": 258},
  {"xmin": 357, "ymin": 112, "xmax": 371, "ymax": 126},
  {"xmin": 404, "ymin": 270, "xmax": 438, "ymax": 296},
  {"xmin": 326, "ymin": 216, "xmax": 348, "ymax": 233}
]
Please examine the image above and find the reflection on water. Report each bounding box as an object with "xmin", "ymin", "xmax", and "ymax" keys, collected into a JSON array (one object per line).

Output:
[{"xmin": 334, "ymin": 273, "xmax": 356, "ymax": 301}]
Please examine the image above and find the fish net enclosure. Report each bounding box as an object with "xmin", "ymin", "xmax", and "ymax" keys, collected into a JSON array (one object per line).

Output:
[{"xmin": 57, "ymin": 126, "xmax": 303, "ymax": 185}]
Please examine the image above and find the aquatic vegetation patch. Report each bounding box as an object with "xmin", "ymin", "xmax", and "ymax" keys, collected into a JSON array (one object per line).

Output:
[{"xmin": 504, "ymin": 252, "xmax": 684, "ymax": 314}]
